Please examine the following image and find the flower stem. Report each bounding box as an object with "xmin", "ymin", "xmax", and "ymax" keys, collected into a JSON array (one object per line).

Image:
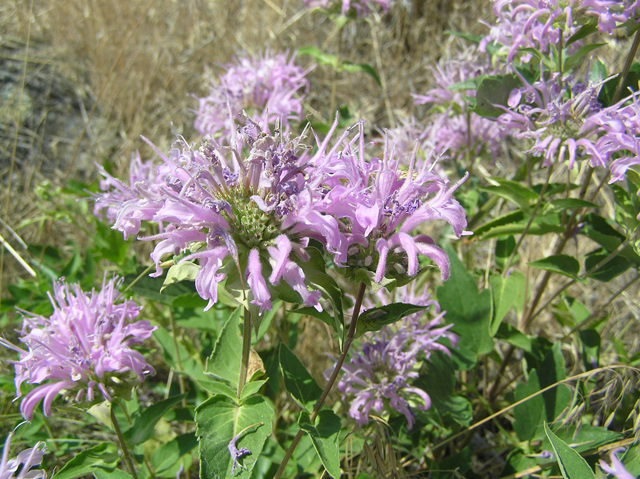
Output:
[
  {"xmin": 237, "ymin": 307, "xmax": 253, "ymax": 399},
  {"xmin": 502, "ymin": 164, "xmax": 554, "ymax": 275},
  {"xmin": 110, "ymin": 402, "xmax": 139, "ymax": 479},
  {"xmin": 613, "ymin": 26, "xmax": 640, "ymax": 105},
  {"xmin": 273, "ymin": 281, "xmax": 367, "ymax": 479}
]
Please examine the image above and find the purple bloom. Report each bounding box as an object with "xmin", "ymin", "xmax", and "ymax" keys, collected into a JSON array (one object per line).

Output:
[
  {"xmin": 228, "ymin": 433, "xmax": 251, "ymax": 474},
  {"xmin": 412, "ymin": 47, "xmax": 504, "ymax": 163},
  {"xmin": 194, "ymin": 51, "xmax": 309, "ymax": 146},
  {"xmin": 124, "ymin": 121, "xmax": 337, "ymax": 314},
  {"xmin": 313, "ymin": 121, "xmax": 468, "ymax": 284},
  {"xmin": 1, "ymin": 277, "xmax": 156, "ymax": 420},
  {"xmin": 304, "ymin": 0, "xmax": 391, "ymax": 17},
  {"xmin": 497, "ymin": 73, "xmax": 607, "ymax": 168},
  {"xmin": 93, "ymin": 151, "xmax": 168, "ymax": 240},
  {"xmin": 0, "ymin": 431, "xmax": 46, "ymax": 479},
  {"xmin": 599, "ymin": 448, "xmax": 634, "ymax": 479},
  {"xmin": 336, "ymin": 286, "xmax": 458, "ymax": 429},
  {"xmin": 483, "ymin": 0, "xmax": 629, "ymax": 65}
]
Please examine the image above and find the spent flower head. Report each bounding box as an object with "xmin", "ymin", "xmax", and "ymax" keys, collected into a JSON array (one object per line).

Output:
[
  {"xmin": 0, "ymin": 431, "xmax": 46, "ymax": 479},
  {"xmin": 194, "ymin": 51, "xmax": 309, "ymax": 145},
  {"xmin": 1, "ymin": 277, "xmax": 156, "ymax": 420},
  {"xmin": 337, "ymin": 285, "xmax": 458, "ymax": 429}
]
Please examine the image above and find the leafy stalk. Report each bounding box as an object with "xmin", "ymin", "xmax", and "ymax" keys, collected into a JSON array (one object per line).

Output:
[
  {"xmin": 273, "ymin": 281, "xmax": 367, "ymax": 479},
  {"xmin": 110, "ymin": 402, "xmax": 139, "ymax": 479},
  {"xmin": 237, "ymin": 307, "xmax": 253, "ymax": 399}
]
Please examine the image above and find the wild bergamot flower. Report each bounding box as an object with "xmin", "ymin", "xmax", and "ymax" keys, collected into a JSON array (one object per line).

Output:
[{"xmin": 1, "ymin": 277, "xmax": 155, "ymax": 420}]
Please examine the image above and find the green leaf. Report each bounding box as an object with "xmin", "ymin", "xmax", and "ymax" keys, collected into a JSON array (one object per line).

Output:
[
  {"xmin": 161, "ymin": 262, "xmax": 200, "ymax": 291},
  {"xmin": 124, "ymin": 394, "xmax": 187, "ymax": 445},
  {"xmin": 299, "ymin": 247, "xmax": 344, "ymax": 345},
  {"xmin": 495, "ymin": 236, "xmax": 517, "ymax": 270},
  {"xmin": 598, "ymin": 62, "xmax": 640, "ymax": 107},
  {"xmin": 495, "ymin": 322, "xmax": 532, "ymax": 352},
  {"xmin": 279, "ymin": 344, "xmax": 323, "ymax": 412},
  {"xmin": 151, "ymin": 433, "xmax": 198, "ymax": 473},
  {"xmin": 443, "ymin": 30, "xmax": 482, "ymax": 44},
  {"xmin": 563, "ymin": 43, "xmax": 606, "ymax": 71},
  {"xmin": 513, "ymin": 369, "xmax": 544, "ymax": 441},
  {"xmin": 476, "ymin": 185, "xmax": 533, "ymax": 211},
  {"xmin": 240, "ymin": 379, "xmax": 267, "ymax": 401},
  {"xmin": 585, "ymin": 250, "xmax": 631, "ymax": 282},
  {"xmin": 298, "ymin": 410, "xmax": 341, "ymax": 479},
  {"xmin": 416, "ymin": 351, "xmax": 472, "ymax": 427},
  {"xmin": 474, "ymin": 74, "xmax": 522, "ymax": 117},
  {"xmin": 125, "ymin": 267, "xmax": 198, "ymax": 305},
  {"xmin": 92, "ymin": 470, "xmax": 132, "ymax": 479},
  {"xmin": 205, "ymin": 307, "xmax": 243, "ymax": 388},
  {"xmin": 339, "ymin": 62, "xmax": 381, "ymax": 86},
  {"xmin": 475, "ymin": 211, "xmax": 525, "ymax": 237},
  {"xmin": 566, "ymin": 20, "xmax": 598, "ymax": 46},
  {"xmin": 196, "ymin": 395, "xmax": 274, "ymax": 479},
  {"xmin": 52, "ymin": 443, "xmax": 120, "ymax": 479},
  {"xmin": 490, "ymin": 272, "xmax": 525, "ymax": 336},
  {"xmin": 153, "ymin": 326, "xmax": 208, "ymax": 382},
  {"xmin": 542, "ymin": 198, "xmax": 598, "ymax": 215},
  {"xmin": 297, "ymin": 46, "xmax": 339, "ymax": 68},
  {"xmin": 355, "ymin": 303, "xmax": 428, "ymax": 337},
  {"xmin": 446, "ymin": 79, "xmax": 478, "ymax": 90},
  {"xmin": 544, "ymin": 422, "xmax": 596, "ymax": 479},
  {"xmin": 579, "ymin": 329, "xmax": 600, "ymax": 370},
  {"xmin": 481, "ymin": 216, "xmax": 565, "ymax": 239},
  {"xmin": 539, "ymin": 343, "xmax": 572, "ymax": 424},
  {"xmin": 436, "ymin": 246, "xmax": 493, "ymax": 369},
  {"xmin": 198, "ymin": 378, "xmax": 236, "ymax": 397},
  {"xmin": 528, "ymin": 255, "xmax": 586, "ymax": 283}
]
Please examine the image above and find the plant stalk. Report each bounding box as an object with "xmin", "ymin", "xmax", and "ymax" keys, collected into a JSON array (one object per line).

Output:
[
  {"xmin": 502, "ymin": 164, "xmax": 554, "ymax": 275},
  {"xmin": 274, "ymin": 281, "xmax": 367, "ymax": 479},
  {"xmin": 237, "ymin": 307, "xmax": 253, "ymax": 399},
  {"xmin": 110, "ymin": 403, "xmax": 139, "ymax": 479},
  {"xmin": 612, "ymin": 26, "xmax": 640, "ymax": 105}
]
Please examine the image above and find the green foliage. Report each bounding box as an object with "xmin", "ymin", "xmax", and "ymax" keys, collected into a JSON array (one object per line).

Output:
[
  {"xmin": 355, "ymin": 302, "xmax": 428, "ymax": 337},
  {"xmin": 436, "ymin": 246, "xmax": 492, "ymax": 369},
  {"xmin": 528, "ymin": 254, "xmax": 585, "ymax": 282},
  {"xmin": 195, "ymin": 395, "xmax": 274, "ymax": 479},
  {"xmin": 123, "ymin": 394, "xmax": 187, "ymax": 446},
  {"xmin": 204, "ymin": 307, "xmax": 244, "ymax": 388},
  {"xmin": 51, "ymin": 443, "xmax": 120, "ymax": 479},
  {"xmin": 474, "ymin": 74, "xmax": 522, "ymax": 117},
  {"xmin": 298, "ymin": 410, "xmax": 342, "ymax": 479},
  {"xmin": 279, "ymin": 343, "xmax": 323, "ymax": 412},
  {"xmin": 544, "ymin": 423, "xmax": 596, "ymax": 479}
]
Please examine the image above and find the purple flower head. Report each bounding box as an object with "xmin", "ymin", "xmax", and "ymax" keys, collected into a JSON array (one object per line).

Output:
[
  {"xmin": 412, "ymin": 47, "xmax": 505, "ymax": 163},
  {"xmin": 483, "ymin": 0, "xmax": 630, "ymax": 65},
  {"xmin": 135, "ymin": 120, "xmax": 345, "ymax": 314},
  {"xmin": 194, "ymin": 51, "xmax": 309, "ymax": 146},
  {"xmin": 336, "ymin": 285, "xmax": 458, "ymax": 428},
  {"xmin": 304, "ymin": 0, "xmax": 391, "ymax": 17},
  {"xmin": 498, "ymin": 73, "xmax": 608, "ymax": 168},
  {"xmin": 599, "ymin": 448, "xmax": 634, "ymax": 479},
  {"xmin": 93, "ymin": 151, "xmax": 166, "ymax": 240},
  {"xmin": 313, "ymin": 121, "xmax": 469, "ymax": 285},
  {"xmin": 0, "ymin": 431, "xmax": 46, "ymax": 479},
  {"xmin": 1, "ymin": 277, "xmax": 156, "ymax": 420}
]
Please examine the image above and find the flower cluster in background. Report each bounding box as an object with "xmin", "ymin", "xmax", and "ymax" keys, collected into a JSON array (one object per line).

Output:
[
  {"xmin": 193, "ymin": 51, "xmax": 309, "ymax": 146},
  {"xmin": 1, "ymin": 277, "xmax": 155, "ymax": 419},
  {"xmin": 413, "ymin": 46, "xmax": 504, "ymax": 164},
  {"xmin": 337, "ymin": 286, "xmax": 457, "ymax": 429},
  {"xmin": 304, "ymin": 0, "xmax": 391, "ymax": 17}
]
